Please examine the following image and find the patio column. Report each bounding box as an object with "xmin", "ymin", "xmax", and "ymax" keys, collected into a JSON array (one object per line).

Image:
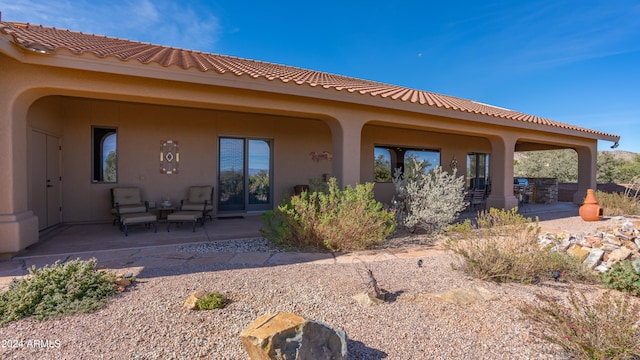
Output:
[
  {"xmin": 573, "ymin": 144, "xmax": 598, "ymax": 204},
  {"xmin": 0, "ymin": 88, "xmax": 39, "ymax": 254},
  {"xmin": 327, "ymin": 115, "xmax": 367, "ymax": 188},
  {"xmin": 485, "ymin": 135, "xmax": 519, "ymax": 210}
]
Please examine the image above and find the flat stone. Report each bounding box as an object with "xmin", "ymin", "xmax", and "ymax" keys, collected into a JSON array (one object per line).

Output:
[
  {"xmin": 421, "ymin": 286, "xmax": 497, "ymax": 306},
  {"xmin": 556, "ymin": 238, "xmax": 572, "ymax": 252},
  {"xmin": 602, "ymin": 243, "xmax": 621, "ymax": 252},
  {"xmin": 567, "ymin": 245, "xmax": 590, "ymax": 261},
  {"xmin": 352, "ymin": 291, "xmax": 384, "ymax": 307},
  {"xmin": 594, "ymin": 264, "xmax": 610, "ymax": 273},
  {"xmin": 608, "ymin": 247, "xmax": 632, "ymax": 263},
  {"xmin": 583, "ymin": 248, "xmax": 604, "ymax": 269}
]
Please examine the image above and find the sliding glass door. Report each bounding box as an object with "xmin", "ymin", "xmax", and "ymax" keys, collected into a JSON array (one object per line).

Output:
[{"xmin": 218, "ymin": 137, "xmax": 272, "ymax": 213}]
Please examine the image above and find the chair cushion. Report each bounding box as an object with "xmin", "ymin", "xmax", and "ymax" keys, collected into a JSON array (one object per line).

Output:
[
  {"xmin": 188, "ymin": 186, "xmax": 212, "ymax": 203},
  {"xmin": 112, "ymin": 204, "xmax": 147, "ymax": 215},
  {"xmin": 120, "ymin": 213, "xmax": 156, "ymax": 224},
  {"xmin": 167, "ymin": 211, "xmax": 202, "ymax": 221},
  {"xmin": 113, "ymin": 188, "xmax": 142, "ymax": 206}
]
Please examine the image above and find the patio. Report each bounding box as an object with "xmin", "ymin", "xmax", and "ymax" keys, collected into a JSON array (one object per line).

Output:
[
  {"xmin": 13, "ymin": 202, "xmax": 580, "ymax": 259},
  {"xmin": 16, "ymin": 214, "xmax": 265, "ymax": 258}
]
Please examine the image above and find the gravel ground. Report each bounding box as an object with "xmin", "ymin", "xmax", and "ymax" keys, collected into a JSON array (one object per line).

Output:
[{"xmin": 1, "ymin": 215, "xmax": 637, "ymax": 359}]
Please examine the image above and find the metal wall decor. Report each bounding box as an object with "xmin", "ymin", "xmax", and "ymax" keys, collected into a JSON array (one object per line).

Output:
[{"xmin": 160, "ymin": 139, "xmax": 179, "ymax": 174}]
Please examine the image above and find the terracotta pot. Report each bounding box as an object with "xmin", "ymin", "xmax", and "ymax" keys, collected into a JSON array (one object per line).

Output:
[{"xmin": 579, "ymin": 189, "xmax": 603, "ymax": 221}]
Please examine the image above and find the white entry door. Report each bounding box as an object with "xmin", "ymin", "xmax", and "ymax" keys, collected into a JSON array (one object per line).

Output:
[{"xmin": 32, "ymin": 131, "xmax": 62, "ymax": 230}]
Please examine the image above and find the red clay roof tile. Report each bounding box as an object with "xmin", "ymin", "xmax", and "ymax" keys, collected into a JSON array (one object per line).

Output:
[{"xmin": 0, "ymin": 22, "xmax": 618, "ymax": 140}]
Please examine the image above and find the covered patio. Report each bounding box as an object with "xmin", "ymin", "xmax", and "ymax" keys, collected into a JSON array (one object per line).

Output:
[{"xmin": 13, "ymin": 202, "xmax": 580, "ymax": 259}]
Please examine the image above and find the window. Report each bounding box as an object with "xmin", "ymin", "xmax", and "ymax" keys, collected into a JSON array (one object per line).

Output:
[
  {"xmin": 467, "ymin": 152, "xmax": 490, "ymax": 190},
  {"xmin": 92, "ymin": 127, "xmax": 117, "ymax": 182},
  {"xmin": 374, "ymin": 146, "xmax": 440, "ymax": 182}
]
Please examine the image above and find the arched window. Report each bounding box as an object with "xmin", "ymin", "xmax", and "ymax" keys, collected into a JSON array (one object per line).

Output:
[{"xmin": 92, "ymin": 127, "xmax": 117, "ymax": 182}]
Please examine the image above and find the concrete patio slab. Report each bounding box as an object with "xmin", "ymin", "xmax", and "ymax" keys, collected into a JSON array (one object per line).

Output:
[
  {"xmin": 187, "ymin": 252, "xmax": 236, "ymax": 266},
  {"xmin": 228, "ymin": 252, "xmax": 273, "ymax": 265}
]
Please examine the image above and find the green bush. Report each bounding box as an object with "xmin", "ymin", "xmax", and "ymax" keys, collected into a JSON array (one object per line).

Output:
[
  {"xmin": 392, "ymin": 159, "xmax": 467, "ymax": 233},
  {"xmin": 196, "ymin": 292, "xmax": 227, "ymax": 310},
  {"xmin": 445, "ymin": 208, "xmax": 595, "ymax": 284},
  {"xmin": 601, "ymin": 260, "xmax": 640, "ymax": 296},
  {"xmin": 519, "ymin": 288, "xmax": 640, "ymax": 359},
  {"xmin": 0, "ymin": 258, "xmax": 116, "ymax": 325},
  {"xmin": 261, "ymin": 177, "xmax": 396, "ymax": 252}
]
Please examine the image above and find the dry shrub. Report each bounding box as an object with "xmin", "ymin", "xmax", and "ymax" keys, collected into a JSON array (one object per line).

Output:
[
  {"xmin": 595, "ymin": 190, "xmax": 640, "ymax": 216},
  {"xmin": 519, "ymin": 287, "xmax": 640, "ymax": 359},
  {"xmin": 445, "ymin": 208, "xmax": 594, "ymax": 284}
]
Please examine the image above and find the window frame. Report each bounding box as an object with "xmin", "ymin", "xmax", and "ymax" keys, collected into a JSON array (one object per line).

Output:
[
  {"xmin": 91, "ymin": 126, "xmax": 117, "ymax": 183},
  {"xmin": 374, "ymin": 145, "xmax": 441, "ymax": 182}
]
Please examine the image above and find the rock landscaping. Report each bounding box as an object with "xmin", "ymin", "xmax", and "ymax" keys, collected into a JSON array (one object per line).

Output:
[{"xmin": 540, "ymin": 216, "xmax": 640, "ymax": 272}]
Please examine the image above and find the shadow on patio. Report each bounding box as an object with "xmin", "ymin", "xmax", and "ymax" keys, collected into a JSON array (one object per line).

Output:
[
  {"xmin": 0, "ymin": 202, "xmax": 583, "ymax": 287},
  {"xmin": 18, "ymin": 214, "xmax": 266, "ymax": 258}
]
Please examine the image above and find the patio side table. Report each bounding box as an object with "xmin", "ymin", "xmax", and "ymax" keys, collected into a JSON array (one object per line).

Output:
[{"xmin": 158, "ymin": 206, "xmax": 175, "ymax": 220}]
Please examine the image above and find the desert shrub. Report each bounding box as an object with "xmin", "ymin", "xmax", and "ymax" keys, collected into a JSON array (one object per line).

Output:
[
  {"xmin": 519, "ymin": 287, "xmax": 640, "ymax": 359},
  {"xmin": 601, "ymin": 260, "xmax": 640, "ymax": 296},
  {"xmin": 595, "ymin": 190, "xmax": 640, "ymax": 216},
  {"xmin": 0, "ymin": 258, "xmax": 116, "ymax": 325},
  {"xmin": 392, "ymin": 159, "xmax": 467, "ymax": 233},
  {"xmin": 196, "ymin": 292, "xmax": 227, "ymax": 310},
  {"xmin": 261, "ymin": 177, "xmax": 396, "ymax": 252},
  {"xmin": 445, "ymin": 208, "xmax": 594, "ymax": 284}
]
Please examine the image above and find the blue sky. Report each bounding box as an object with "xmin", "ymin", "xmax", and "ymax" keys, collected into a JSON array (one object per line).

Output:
[{"xmin": 2, "ymin": 0, "xmax": 639, "ymax": 153}]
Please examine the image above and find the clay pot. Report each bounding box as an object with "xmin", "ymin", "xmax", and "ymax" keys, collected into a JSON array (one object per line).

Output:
[{"xmin": 579, "ymin": 189, "xmax": 603, "ymax": 221}]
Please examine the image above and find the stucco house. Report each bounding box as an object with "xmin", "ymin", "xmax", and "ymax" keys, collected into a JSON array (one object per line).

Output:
[{"xmin": 0, "ymin": 21, "xmax": 619, "ymax": 255}]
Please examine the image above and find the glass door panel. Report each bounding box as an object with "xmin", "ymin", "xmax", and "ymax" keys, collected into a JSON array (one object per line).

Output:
[
  {"xmin": 218, "ymin": 138, "xmax": 245, "ymax": 212},
  {"xmin": 247, "ymin": 139, "xmax": 271, "ymax": 210},
  {"xmin": 218, "ymin": 137, "xmax": 273, "ymax": 213}
]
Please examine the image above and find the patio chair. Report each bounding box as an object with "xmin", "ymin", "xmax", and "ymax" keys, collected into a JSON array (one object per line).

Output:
[
  {"xmin": 470, "ymin": 189, "xmax": 486, "ymax": 211},
  {"xmin": 110, "ymin": 187, "xmax": 149, "ymax": 226},
  {"xmin": 180, "ymin": 185, "xmax": 214, "ymax": 221}
]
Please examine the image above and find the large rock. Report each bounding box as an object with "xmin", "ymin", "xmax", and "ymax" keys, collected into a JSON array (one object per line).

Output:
[{"xmin": 240, "ymin": 312, "xmax": 347, "ymax": 360}]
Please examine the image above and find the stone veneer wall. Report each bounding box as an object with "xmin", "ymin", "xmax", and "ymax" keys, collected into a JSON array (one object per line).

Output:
[{"xmin": 525, "ymin": 177, "xmax": 558, "ymax": 204}]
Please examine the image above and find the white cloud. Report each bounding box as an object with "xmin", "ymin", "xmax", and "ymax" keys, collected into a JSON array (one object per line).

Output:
[{"xmin": 1, "ymin": 0, "xmax": 222, "ymax": 52}]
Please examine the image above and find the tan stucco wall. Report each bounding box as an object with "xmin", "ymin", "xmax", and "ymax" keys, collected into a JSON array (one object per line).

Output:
[
  {"xmin": 27, "ymin": 96, "xmax": 332, "ymax": 223},
  {"xmin": 361, "ymin": 124, "xmax": 491, "ymax": 205},
  {"xmin": 0, "ymin": 50, "xmax": 604, "ymax": 254}
]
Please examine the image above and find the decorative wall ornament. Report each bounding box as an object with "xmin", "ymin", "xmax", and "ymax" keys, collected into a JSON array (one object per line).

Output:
[
  {"xmin": 450, "ymin": 156, "xmax": 458, "ymax": 171},
  {"xmin": 160, "ymin": 139, "xmax": 179, "ymax": 174},
  {"xmin": 309, "ymin": 151, "xmax": 333, "ymax": 162}
]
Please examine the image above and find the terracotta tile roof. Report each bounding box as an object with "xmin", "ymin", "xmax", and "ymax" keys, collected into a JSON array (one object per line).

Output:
[{"xmin": 0, "ymin": 22, "xmax": 618, "ymax": 140}]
